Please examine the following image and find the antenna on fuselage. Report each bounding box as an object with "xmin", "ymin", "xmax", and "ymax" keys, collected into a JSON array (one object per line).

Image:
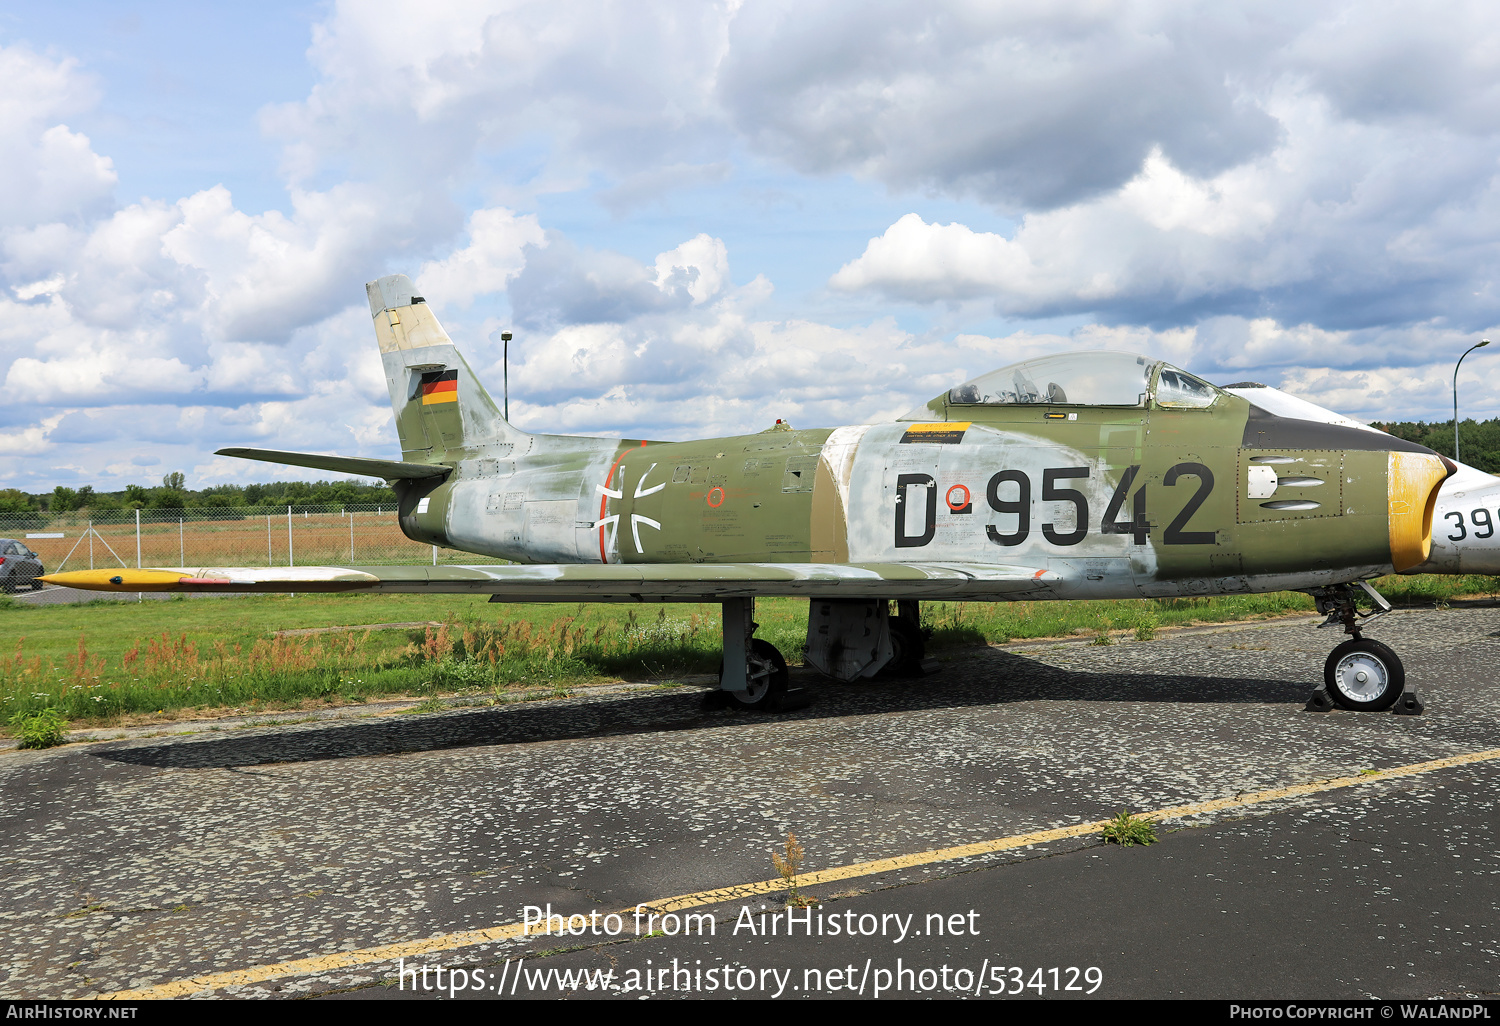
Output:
[{"xmin": 501, "ymin": 331, "xmax": 513, "ymax": 422}]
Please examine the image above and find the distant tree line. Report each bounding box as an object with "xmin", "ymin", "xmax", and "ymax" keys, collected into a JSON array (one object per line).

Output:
[
  {"xmin": 1370, "ymin": 418, "xmax": 1500, "ymax": 473},
  {"xmin": 0, "ymin": 472, "xmax": 397, "ymax": 514}
]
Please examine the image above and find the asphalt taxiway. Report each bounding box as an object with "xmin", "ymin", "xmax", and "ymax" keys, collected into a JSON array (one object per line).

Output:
[{"xmin": 2, "ymin": 607, "xmax": 1497, "ymax": 1000}]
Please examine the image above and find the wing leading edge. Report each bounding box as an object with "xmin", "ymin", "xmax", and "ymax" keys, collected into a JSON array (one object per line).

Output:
[{"xmin": 41, "ymin": 562, "xmax": 1062, "ymax": 601}]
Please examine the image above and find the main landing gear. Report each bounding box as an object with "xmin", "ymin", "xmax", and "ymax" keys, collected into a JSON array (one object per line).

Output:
[
  {"xmin": 711, "ymin": 597, "xmax": 797, "ymax": 712},
  {"xmin": 1305, "ymin": 582, "xmax": 1422, "ymax": 714},
  {"xmin": 710, "ymin": 597, "xmax": 934, "ymax": 712},
  {"xmin": 803, "ymin": 598, "xmax": 932, "ymax": 681},
  {"xmin": 886, "ymin": 600, "xmax": 929, "ymax": 678}
]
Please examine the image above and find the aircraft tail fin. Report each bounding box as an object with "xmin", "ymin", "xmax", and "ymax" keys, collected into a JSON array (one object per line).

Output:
[{"xmin": 366, "ymin": 274, "xmax": 519, "ymax": 460}]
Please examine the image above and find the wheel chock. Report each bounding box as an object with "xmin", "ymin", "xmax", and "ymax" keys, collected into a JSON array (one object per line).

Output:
[
  {"xmin": 701, "ymin": 689, "xmax": 736, "ymax": 711},
  {"xmin": 702, "ymin": 687, "xmax": 810, "ymax": 713},
  {"xmin": 1392, "ymin": 688, "xmax": 1425, "ymax": 716},
  {"xmin": 918, "ymin": 656, "xmax": 942, "ymax": 676},
  {"xmin": 771, "ymin": 688, "xmax": 811, "ymax": 713},
  {"xmin": 1305, "ymin": 687, "xmax": 1336, "ymax": 712}
]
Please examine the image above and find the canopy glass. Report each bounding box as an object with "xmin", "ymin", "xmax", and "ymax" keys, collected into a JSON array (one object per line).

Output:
[{"xmin": 944, "ymin": 352, "xmax": 1218, "ymax": 410}]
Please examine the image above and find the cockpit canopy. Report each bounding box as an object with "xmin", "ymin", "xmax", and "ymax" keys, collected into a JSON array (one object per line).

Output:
[{"xmin": 941, "ymin": 351, "xmax": 1219, "ymax": 411}]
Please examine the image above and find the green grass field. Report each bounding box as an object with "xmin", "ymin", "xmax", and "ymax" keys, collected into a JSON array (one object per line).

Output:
[{"xmin": 3, "ymin": 573, "xmax": 1496, "ymax": 730}]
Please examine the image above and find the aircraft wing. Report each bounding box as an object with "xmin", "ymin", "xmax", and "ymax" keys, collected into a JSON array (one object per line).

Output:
[
  {"xmin": 214, "ymin": 447, "xmax": 451, "ymax": 481},
  {"xmin": 41, "ymin": 562, "xmax": 1062, "ymax": 601}
]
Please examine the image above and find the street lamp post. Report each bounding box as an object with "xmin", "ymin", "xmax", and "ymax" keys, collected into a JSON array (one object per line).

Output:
[
  {"xmin": 1454, "ymin": 338, "xmax": 1491, "ymax": 464},
  {"xmin": 501, "ymin": 331, "xmax": 513, "ymax": 422}
]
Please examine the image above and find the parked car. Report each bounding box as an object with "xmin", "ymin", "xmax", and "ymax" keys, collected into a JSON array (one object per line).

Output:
[{"xmin": 0, "ymin": 539, "xmax": 44, "ymax": 592}]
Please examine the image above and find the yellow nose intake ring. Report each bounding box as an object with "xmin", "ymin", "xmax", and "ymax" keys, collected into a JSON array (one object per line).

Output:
[{"xmin": 1387, "ymin": 451, "xmax": 1454, "ymax": 572}]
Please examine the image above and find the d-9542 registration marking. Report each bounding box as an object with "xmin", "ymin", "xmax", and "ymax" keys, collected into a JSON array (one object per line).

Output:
[{"xmin": 896, "ymin": 464, "xmax": 1217, "ymax": 548}]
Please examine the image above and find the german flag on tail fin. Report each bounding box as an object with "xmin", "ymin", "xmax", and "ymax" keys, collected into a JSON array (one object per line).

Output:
[{"xmin": 419, "ymin": 369, "xmax": 458, "ymax": 405}]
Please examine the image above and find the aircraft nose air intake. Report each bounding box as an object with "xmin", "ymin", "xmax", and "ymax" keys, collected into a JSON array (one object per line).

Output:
[{"xmin": 1388, "ymin": 451, "xmax": 1456, "ymax": 571}]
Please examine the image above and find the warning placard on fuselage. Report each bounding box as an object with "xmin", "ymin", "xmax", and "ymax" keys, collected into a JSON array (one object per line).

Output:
[{"xmin": 900, "ymin": 422, "xmax": 971, "ymax": 445}]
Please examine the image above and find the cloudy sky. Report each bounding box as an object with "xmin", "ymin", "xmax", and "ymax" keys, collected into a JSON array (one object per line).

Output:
[{"xmin": 4, "ymin": 1, "xmax": 1500, "ymax": 490}]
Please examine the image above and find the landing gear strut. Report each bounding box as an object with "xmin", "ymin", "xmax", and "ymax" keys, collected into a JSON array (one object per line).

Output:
[
  {"xmin": 713, "ymin": 597, "xmax": 795, "ymax": 711},
  {"xmin": 882, "ymin": 600, "xmax": 929, "ymax": 678},
  {"xmin": 1305, "ymin": 582, "xmax": 1419, "ymax": 714}
]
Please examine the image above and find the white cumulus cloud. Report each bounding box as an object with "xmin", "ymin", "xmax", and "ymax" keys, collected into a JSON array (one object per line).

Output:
[
  {"xmin": 9, "ymin": 2, "xmax": 1500, "ymax": 487},
  {"xmin": 0, "ymin": 44, "xmax": 115, "ymax": 228},
  {"xmin": 417, "ymin": 207, "xmax": 545, "ymax": 307}
]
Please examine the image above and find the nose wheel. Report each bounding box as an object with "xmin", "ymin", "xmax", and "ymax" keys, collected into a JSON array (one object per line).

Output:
[
  {"xmin": 1306, "ymin": 582, "xmax": 1419, "ymax": 714},
  {"xmin": 1324, "ymin": 638, "xmax": 1404, "ymax": 711}
]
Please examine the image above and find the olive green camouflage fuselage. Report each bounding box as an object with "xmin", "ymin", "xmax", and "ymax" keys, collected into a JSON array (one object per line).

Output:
[
  {"xmin": 46, "ymin": 275, "xmax": 1451, "ymax": 614},
  {"xmin": 387, "ymin": 335, "xmax": 1440, "ymax": 602}
]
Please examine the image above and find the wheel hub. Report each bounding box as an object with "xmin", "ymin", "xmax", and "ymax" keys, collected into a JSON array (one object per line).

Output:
[
  {"xmin": 1334, "ymin": 652, "xmax": 1389, "ymax": 702},
  {"xmin": 734, "ymin": 654, "xmax": 774, "ymax": 704}
]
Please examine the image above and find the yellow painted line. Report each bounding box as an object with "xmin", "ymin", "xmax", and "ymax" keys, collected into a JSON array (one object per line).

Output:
[
  {"xmin": 99, "ymin": 746, "xmax": 1500, "ymax": 1000},
  {"xmin": 645, "ymin": 747, "xmax": 1500, "ymax": 910},
  {"xmin": 102, "ymin": 922, "xmax": 537, "ymax": 1000}
]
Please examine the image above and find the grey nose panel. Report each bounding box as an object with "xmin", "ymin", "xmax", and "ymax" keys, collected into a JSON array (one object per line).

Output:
[{"xmin": 1242, "ymin": 405, "xmax": 1436, "ymax": 455}]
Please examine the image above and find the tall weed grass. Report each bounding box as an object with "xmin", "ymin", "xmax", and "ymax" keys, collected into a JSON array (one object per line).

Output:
[{"xmin": 0, "ymin": 606, "xmax": 725, "ymax": 724}]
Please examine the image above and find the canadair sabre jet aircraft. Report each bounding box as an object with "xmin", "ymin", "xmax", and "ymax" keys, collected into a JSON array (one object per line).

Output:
[{"xmin": 46, "ymin": 275, "xmax": 1456, "ymax": 713}]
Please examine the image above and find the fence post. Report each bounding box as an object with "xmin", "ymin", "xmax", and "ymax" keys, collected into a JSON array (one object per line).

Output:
[
  {"xmin": 135, "ymin": 508, "xmax": 142, "ymax": 603},
  {"xmin": 179, "ymin": 517, "xmax": 185, "ymax": 567},
  {"xmin": 267, "ymin": 514, "xmax": 272, "ymax": 566},
  {"xmin": 432, "ymin": 544, "xmax": 437, "ymax": 566},
  {"xmin": 88, "ymin": 520, "xmax": 94, "ymax": 570},
  {"xmin": 348, "ymin": 509, "xmax": 354, "ymax": 562},
  {"xmin": 287, "ymin": 505, "xmax": 294, "ymax": 567}
]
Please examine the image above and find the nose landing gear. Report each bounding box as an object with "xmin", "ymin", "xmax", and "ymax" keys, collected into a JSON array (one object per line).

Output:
[
  {"xmin": 1324, "ymin": 637, "xmax": 1404, "ymax": 711},
  {"xmin": 1305, "ymin": 581, "xmax": 1418, "ymax": 713}
]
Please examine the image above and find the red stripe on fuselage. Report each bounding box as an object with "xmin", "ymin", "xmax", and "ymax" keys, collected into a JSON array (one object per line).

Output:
[{"xmin": 597, "ymin": 441, "xmax": 647, "ymax": 564}]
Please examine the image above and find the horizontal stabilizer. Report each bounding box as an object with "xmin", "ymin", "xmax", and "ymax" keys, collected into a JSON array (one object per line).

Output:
[
  {"xmin": 215, "ymin": 447, "xmax": 450, "ymax": 481},
  {"xmin": 42, "ymin": 561, "xmax": 1062, "ymax": 600}
]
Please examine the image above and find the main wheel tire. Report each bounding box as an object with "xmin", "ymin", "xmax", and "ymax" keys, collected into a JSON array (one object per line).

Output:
[
  {"xmin": 879, "ymin": 618, "xmax": 926, "ymax": 678},
  {"xmin": 1324, "ymin": 638, "xmax": 1404, "ymax": 711},
  {"xmin": 719, "ymin": 639, "xmax": 789, "ymax": 710}
]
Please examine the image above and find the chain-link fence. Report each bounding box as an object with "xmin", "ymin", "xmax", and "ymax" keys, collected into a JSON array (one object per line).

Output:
[{"xmin": 0, "ymin": 505, "xmax": 508, "ymax": 573}]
